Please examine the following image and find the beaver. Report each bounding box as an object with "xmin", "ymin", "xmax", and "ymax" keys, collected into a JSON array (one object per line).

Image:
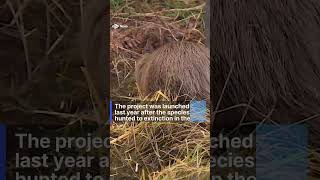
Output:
[
  {"xmin": 208, "ymin": 0, "xmax": 320, "ymax": 177},
  {"xmin": 135, "ymin": 41, "xmax": 210, "ymax": 100},
  {"xmin": 209, "ymin": 0, "xmax": 320, "ymax": 129}
]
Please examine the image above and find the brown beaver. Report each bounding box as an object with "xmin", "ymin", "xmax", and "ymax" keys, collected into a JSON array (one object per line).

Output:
[{"xmin": 135, "ymin": 41, "xmax": 210, "ymax": 100}]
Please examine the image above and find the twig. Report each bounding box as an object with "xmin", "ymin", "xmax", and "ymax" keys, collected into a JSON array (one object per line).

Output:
[
  {"xmin": 113, "ymin": 3, "xmax": 205, "ymax": 17},
  {"xmin": 7, "ymin": 0, "xmax": 31, "ymax": 80},
  {"xmin": 31, "ymin": 110, "xmax": 97, "ymax": 122},
  {"xmin": 212, "ymin": 62, "xmax": 235, "ymax": 122}
]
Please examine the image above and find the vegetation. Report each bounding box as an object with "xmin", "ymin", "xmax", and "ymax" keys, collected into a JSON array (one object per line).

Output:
[{"xmin": 110, "ymin": 0, "xmax": 210, "ymax": 179}]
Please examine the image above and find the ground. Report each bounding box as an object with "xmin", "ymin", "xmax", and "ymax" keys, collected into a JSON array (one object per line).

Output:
[{"xmin": 110, "ymin": 0, "xmax": 210, "ymax": 179}]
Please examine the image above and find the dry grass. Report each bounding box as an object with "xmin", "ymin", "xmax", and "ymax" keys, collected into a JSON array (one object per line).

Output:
[
  {"xmin": 110, "ymin": 0, "xmax": 210, "ymax": 179},
  {"xmin": 0, "ymin": 0, "xmax": 105, "ymax": 124},
  {"xmin": 110, "ymin": 0, "xmax": 206, "ymax": 100},
  {"xmin": 111, "ymin": 122, "xmax": 209, "ymax": 179}
]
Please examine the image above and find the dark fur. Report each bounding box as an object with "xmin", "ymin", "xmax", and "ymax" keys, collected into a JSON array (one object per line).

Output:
[
  {"xmin": 210, "ymin": 0, "xmax": 320, "ymax": 128},
  {"xmin": 135, "ymin": 41, "xmax": 210, "ymax": 100},
  {"xmin": 208, "ymin": 1, "xmax": 320, "ymax": 177}
]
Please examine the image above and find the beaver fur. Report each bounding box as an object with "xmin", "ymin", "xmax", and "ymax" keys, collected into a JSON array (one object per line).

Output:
[
  {"xmin": 208, "ymin": 2, "xmax": 320, "ymax": 178},
  {"xmin": 209, "ymin": 0, "xmax": 320, "ymax": 129},
  {"xmin": 135, "ymin": 41, "xmax": 210, "ymax": 100}
]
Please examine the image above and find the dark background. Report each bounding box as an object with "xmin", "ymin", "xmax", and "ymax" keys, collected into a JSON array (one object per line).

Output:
[{"xmin": 0, "ymin": 0, "xmax": 109, "ymax": 178}]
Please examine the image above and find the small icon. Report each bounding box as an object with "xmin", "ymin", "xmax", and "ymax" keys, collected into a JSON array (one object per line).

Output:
[
  {"xmin": 190, "ymin": 100, "xmax": 206, "ymax": 123},
  {"xmin": 111, "ymin": 24, "xmax": 128, "ymax": 29}
]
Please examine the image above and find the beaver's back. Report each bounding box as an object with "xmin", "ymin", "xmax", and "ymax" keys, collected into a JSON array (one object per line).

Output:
[{"xmin": 135, "ymin": 41, "xmax": 209, "ymax": 100}]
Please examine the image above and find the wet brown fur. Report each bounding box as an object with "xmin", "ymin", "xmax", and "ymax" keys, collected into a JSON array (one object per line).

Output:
[{"xmin": 135, "ymin": 41, "xmax": 210, "ymax": 100}]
